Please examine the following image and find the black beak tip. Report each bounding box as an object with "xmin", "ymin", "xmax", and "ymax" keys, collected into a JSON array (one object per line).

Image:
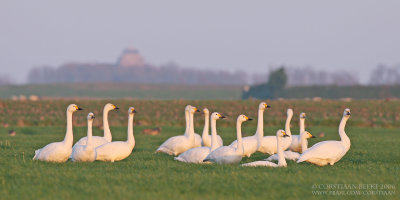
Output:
[
  {"xmin": 267, "ymin": 105, "xmax": 271, "ymax": 108},
  {"xmin": 196, "ymin": 110, "xmax": 200, "ymax": 112},
  {"xmin": 220, "ymin": 116, "xmax": 226, "ymax": 119},
  {"xmin": 78, "ymin": 108, "xmax": 83, "ymax": 110},
  {"xmin": 133, "ymin": 110, "xmax": 137, "ymax": 113},
  {"xmin": 115, "ymin": 107, "xmax": 120, "ymax": 110},
  {"xmin": 311, "ymin": 136, "xmax": 316, "ymax": 138},
  {"xmin": 248, "ymin": 118, "xmax": 253, "ymax": 121}
]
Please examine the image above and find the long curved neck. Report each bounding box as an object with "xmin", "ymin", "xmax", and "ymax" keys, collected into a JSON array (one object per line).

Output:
[
  {"xmin": 63, "ymin": 111, "xmax": 74, "ymax": 147},
  {"xmin": 300, "ymin": 134, "xmax": 308, "ymax": 152},
  {"xmin": 210, "ymin": 118, "xmax": 218, "ymax": 151},
  {"xmin": 277, "ymin": 136, "xmax": 287, "ymax": 167},
  {"xmin": 187, "ymin": 112, "xmax": 195, "ymax": 145},
  {"xmin": 184, "ymin": 110, "xmax": 189, "ymax": 136},
  {"xmin": 103, "ymin": 108, "xmax": 112, "ymax": 141},
  {"xmin": 299, "ymin": 118, "xmax": 305, "ymax": 134},
  {"xmin": 255, "ymin": 109, "xmax": 264, "ymax": 139},
  {"xmin": 285, "ymin": 114, "xmax": 292, "ymax": 136},
  {"xmin": 127, "ymin": 114, "xmax": 135, "ymax": 149},
  {"xmin": 339, "ymin": 116, "xmax": 350, "ymax": 150},
  {"xmin": 87, "ymin": 120, "xmax": 93, "ymax": 146},
  {"xmin": 202, "ymin": 112, "xmax": 210, "ymax": 142},
  {"xmin": 235, "ymin": 120, "xmax": 244, "ymax": 155}
]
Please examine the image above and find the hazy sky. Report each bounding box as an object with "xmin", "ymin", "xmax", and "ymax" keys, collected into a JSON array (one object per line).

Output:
[{"xmin": 1, "ymin": 0, "xmax": 399, "ymax": 83}]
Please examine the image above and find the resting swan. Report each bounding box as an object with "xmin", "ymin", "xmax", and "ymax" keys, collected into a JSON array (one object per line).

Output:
[
  {"xmin": 183, "ymin": 105, "xmax": 202, "ymax": 147},
  {"xmin": 242, "ymin": 130, "xmax": 289, "ymax": 167},
  {"xmin": 33, "ymin": 104, "xmax": 83, "ymax": 162},
  {"xmin": 201, "ymin": 108, "xmax": 223, "ymax": 148},
  {"xmin": 174, "ymin": 112, "xmax": 225, "ymax": 163},
  {"xmin": 203, "ymin": 115, "xmax": 252, "ymax": 164},
  {"xmin": 258, "ymin": 108, "xmax": 293, "ymax": 155},
  {"xmin": 95, "ymin": 107, "xmax": 136, "ymax": 162},
  {"xmin": 297, "ymin": 108, "xmax": 351, "ymax": 166},
  {"xmin": 265, "ymin": 131, "xmax": 315, "ymax": 161},
  {"xmin": 229, "ymin": 102, "xmax": 270, "ymax": 157},
  {"xmin": 72, "ymin": 103, "xmax": 118, "ymax": 150},
  {"xmin": 71, "ymin": 112, "xmax": 96, "ymax": 162},
  {"xmin": 156, "ymin": 106, "xmax": 200, "ymax": 156}
]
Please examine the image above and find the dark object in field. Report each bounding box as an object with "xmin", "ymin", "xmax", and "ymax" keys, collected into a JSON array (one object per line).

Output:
[
  {"xmin": 142, "ymin": 127, "xmax": 161, "ymax": 135},
  {"xmin": 9, "ymin": 130, "xmax": 16, "ymax": 136},
  {"xmin": 318, "ymin": 132, "xmax": 325, "ymax": 138}
]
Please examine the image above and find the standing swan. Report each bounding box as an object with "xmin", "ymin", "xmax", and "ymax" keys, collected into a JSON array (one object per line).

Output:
[
  {"xmin": 297, "ymin": 109, "xmax": 351, "ymax": 166},
  {"xmin": 201, "ymin": 108, "xmax": 223, "ymax": 148},
  {"xmin": 229, "ymin": 102, "xmax": 270, "ymax": 157},
  {"xmin": 203, "ymin": 115, "xmax": 252, "ymax": 164},
  {"xmin": 73, "ymin": 103, "xmax": 119, "ymax": 149},
  {"xmin": 183, "ymin": 105, "xmax": 202, "ymax": 147},
  {"xmin": 71, "ymin": 112, "xmax": 97, "ymax": 162},
  {"xmin": 156, "ymin": 106, "xmax": 200, "ymax": 156},
  {"xmin": 175, "ymin": 112, "xmax": 225, "ymax": 163},
  {"xmin": 242, "ymin": 130, "xmax": 289, "ymax": 167},
  {"xmin": 95, "ymin": 107, "xmax": 136, "ymax": 162},
  {"xmin": 258, "ymin": 109, "xmax": 293, "ymax": 155},
  {"xmin": 265, "ymin": 131, "xmax": 315, "ymax": 161},
  {"xmin": 33, "ymin": 104, "xmax": 83, "ymax": 162}
]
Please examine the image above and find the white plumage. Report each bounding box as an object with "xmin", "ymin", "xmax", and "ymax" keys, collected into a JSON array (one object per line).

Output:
[
  {"xmin": 201, "ymin": 108, "xmax": 223, "ymax": 148},
  {"xmin": 71, "ymin": 112, "xmax": 97, "ymax": 162}
]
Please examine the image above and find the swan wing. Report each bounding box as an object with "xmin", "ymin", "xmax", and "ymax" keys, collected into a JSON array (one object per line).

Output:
[
  {"xmin": 242, "ymin": 160, "xmax": 278, "ymax": 167},
  {"xmin": 258, "ymin": 136, "xmax": 277, "ymax": 154},
  {"xmin": 297, "ymin": 141, "xmax": 345, "ymax": 163},
  {"xmin": 174, "ymin": 147, "xmax": 211, "ymax": 163},
  {"xmin": 265, "ymin": 151, "xmax": 300, "ymax": 161},
  {"xmin": 230, "ymin": 136, "xmax": 258, "ymax": 157}
]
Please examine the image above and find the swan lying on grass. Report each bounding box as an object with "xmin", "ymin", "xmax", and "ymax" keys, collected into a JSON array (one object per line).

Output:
[
  {"xmin": 229, "ymin": 102, "xmax": 270, "ymax": 157},
  {"xmin": 175, "ymin": 112, "xmax": 225, "ymax": 163},
  {"xmin": 71, "ymin": 112, "xmax": 96, "ymax": 162},
  {"xmin": 95, "ymin": 107, "xmax": 136, "ymax": 162},
  {"xmin": 33, "ymin": 104, "xmax": 83, "ymax": 162},
  {"xmin": 204, "ymin": 115, "xmax": 252, "ymax": 164},
  {"xmin": 201, "ymin": 108, "xmax": 223, "ymax": 148},
  {"xmin": 242, "ymin": 130, "xmax": 289, "ymax": 167},
  {"xmin": 297, "ymin": 109, "xmax": 351, "ymax": 166},
  {"xmin": 156, "ymin": 106, "xmax": 200, "ymax": 156}
]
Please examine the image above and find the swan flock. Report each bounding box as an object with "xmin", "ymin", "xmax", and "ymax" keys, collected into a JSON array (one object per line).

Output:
[{"xmin": 33, "ymin": 102, "xmax": 352, "ymax": 167}]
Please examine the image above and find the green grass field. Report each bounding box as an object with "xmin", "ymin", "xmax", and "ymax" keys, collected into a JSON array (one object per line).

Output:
[{"xmin": 1, "ymin": 124, "xmax": 398, "ymax": 199}]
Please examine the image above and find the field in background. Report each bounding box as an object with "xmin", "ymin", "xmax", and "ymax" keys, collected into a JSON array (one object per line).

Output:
[{"xmin": 0, "ymin": 83, "xmax": 243, "ymax": 100}]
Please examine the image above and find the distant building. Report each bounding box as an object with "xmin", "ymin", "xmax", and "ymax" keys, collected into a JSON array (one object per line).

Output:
[{"xmin": 117, "ymin": 47, "xmax": 145, "ymax": 68}]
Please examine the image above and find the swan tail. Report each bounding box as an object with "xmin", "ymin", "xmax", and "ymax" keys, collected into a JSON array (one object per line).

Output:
[
  {"xmin": 265, "ymin": 155, "xmax": 276, "ymax": 161},
  {"xmin": 33, "ymin": 149, "xmax": 41, "ymax": 160},
  {"xmin": 156, "ymin": 147, "xmax": 174, "ymax": 155},
  {"xmin": 174, "ymin": 157, "xmax": 186, "ymax": 162}
]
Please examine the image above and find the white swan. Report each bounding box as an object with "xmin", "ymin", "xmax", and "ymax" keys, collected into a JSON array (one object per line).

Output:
[
  {"xmin": 156, "ymin": 106, "xmax": 200, "ymax": 156},
  {"xmin": 229, "ymin": 102, "xmax": 270, "ymax": 157},
  {"xmin": 242, "ymin": 130, "xmax": 289, "ymax": 167},
  {"xmin": 72, "ymin": 103, "xmax": 118, "ymax": 149},
  {"xmin": 203, "ymin": 115, "xmax": 252, "ymax": 164},
  {"xmin": 174, "ymin": 112, "xmax": 225, "ymax": 163},
  {"xmin": 95, "ymin": 107, "xmax": 136, "ymax": 162},
  {"xmin": 258, "ymin": 108, "xmax": 293, "ymax": 155},
  {"xmin": 297, "ymin": 108, "xmax": 351, "ymax": 166},
  {"xmin": 201, "ymin": 108, "xmax": 223, "ymax": 148},
  {"xmin": 288, "ymin": 112, "xmax": 309, "ymax": 152},
  {"xmin": 33, "ymin": 104, "xmax": 83, "ymax": 162},
  {"xmin": 183, "ymin": 105, "xmax": 202, "ymax": 147},
  {"xmin": 71, "ymin": 112, "xmax": 96, "ymax": 162},
  {"xmin": 265, "ymin": 131, "xmax": 315, "ymax": 161}
]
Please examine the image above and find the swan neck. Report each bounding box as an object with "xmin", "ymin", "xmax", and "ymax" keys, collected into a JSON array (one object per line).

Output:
[
  {"xmin": 127, "ymin": 113, "xmax": 135, "ymax": 148},
  {"xmin": 236, "ymin": 120, "xmax": 244, "ymax": 154},
  {"xmin": 202, "ymin": 112, "xmax": 210, "ymax": 142},
  {"xmin": 285, "ymin": 114, "xmax": 292, "ymax": 136},
  {"xmin": 63, "ymin": 111, "xmax": 74, "ymax": 147},
  {"xmin": 277, "ymin": 137, "xmax": 287, "ymax": 166},
  {"xmin": 301, "ymin": 134, "xmax": 308, "ymax": 152},
  {"xmin": 339, "ymin": 116, "xmax": 350, "ymax": 149},
  {"xmin": 299, "ymin": 118, "xmax": 305, "ymax": 134},
  {"xmin": 87, "ymin": 120, "xmax": 93, "ymax": 146},
  {"xmin": 255, "ymin": 109, "xmax": 264, "ymax": 139},
  {"xmin": 210, "ymin": 118, "xmax": 218, "ymax": 151},
  {"xmin": 184, "ymin": 109, "xmax": 189, "ymax": 136},
  {"xmin": 188, "ymin": 112, "xmax": 195, "ymax": 145},
  {"xmin": 103, "ymin": 108, "xmax": 112, "ymax": 141}
]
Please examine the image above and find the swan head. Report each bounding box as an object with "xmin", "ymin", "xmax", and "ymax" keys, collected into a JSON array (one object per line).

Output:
[
  {"xmin": 287, "ymin": 109, "xmax": 293, "ymax": 116},
  {"xmin": 104, "ymin": 103, "xmax": 119, "ymax": 112},
  {"xmin": 237, "ymin": 114, "xmax": 252, "ymax": 122},
  {"xmin": 277, "ymin": 129, "xmax": 289, "ymax": 137},
  {"xmin": 203, "ymin": 108, "xmax": 210, "ymax": 115},
  {"xmin": 67, "ymin": 104, "xmax": 83, "ymax": 112},
  {"xmin": 211, "ymin": 112, "xmax": 225, "ymax": 120},
  {"xmin": 300, "ymin": 112, "xmax": 306, "ymax": 119},
  {"xmin": 128, "ymin": 107, "xmax": 137, "ymax": 114},
  {"xmin": 185, "ymin": 105, "xmax": 192, "ymax": 112},
  {"xmin": 301, "ymin": 131, "xmax": 315, "ymax": 139},
  {"xmin": 343, "ymin": 108, "xmax": 351, "ymax": 118},
  {"xmin": 259, "ymin": 102, "xmax": 271, "ymax": 110},
  {"xmin": 87, "ymin": 112, "xmax": 95, "ymax": 120},
  {"xmin": 188, "ymin": 106, "xmax": 200, "ymax": 114}
]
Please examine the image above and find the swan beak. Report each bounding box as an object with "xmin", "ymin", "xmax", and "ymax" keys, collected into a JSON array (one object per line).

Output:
[
  {"xmin": 196, "ymin": 109, "xmax": 200, "ymax": 113},
  {"xmin": 283, "ymin": 134, "xmax": 290, "ymax": 137},
  {"xmin": 266, "ymin": 105, "xmax": 271, "ymax": 108},
  {"xmin": 311, "ymin": 135, "xmax": 316, "ymax": 138},
  {"xmin": 346, "ymin": 112, "xmax": 351, "ymax": 116},
  {"xmin": 77, "ymin": 107, "xmax": 83, "ymax": 110},
  {"xmin": 91, "ymin": 116, "xmax": 95, "ymax": 119},
  {"xmin": 247, "ymin": 118, "xmax": 253, "ymax": 121},
  {"xmin": 115, "ymin": 107, "xmax": 120, "ymax": 110},
  {"xmin": 220, "ymin": 116, "xmax": 226, "ymax": 119},
  {"xmin": 133, "ymin": 110, "xmax": 137, "ymax": 113}
]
